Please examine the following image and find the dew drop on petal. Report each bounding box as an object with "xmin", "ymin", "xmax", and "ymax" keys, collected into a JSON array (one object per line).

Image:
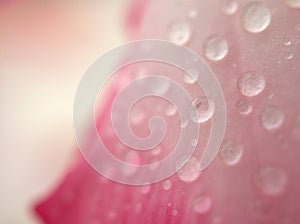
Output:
[
  {"xmin": 168, "ymin": 21, "xmax": 191, "ymax": 46},
  {"xmin": 254, "ymin": 165, "xmax": 288, "ymax": 196},
  {"xmin": 238, "ymin": 71, "xmax": 266, "ymax": 97},
  {"xmin": 283, "ymin": 38, "xmax": 292, "ymax": 46},
  {"xmin": 172, "ymin": 209, "xmax": 178, "ymax": 216},
  {"xmin": 221, "ymin": 0, "xmax": 238, "ymax": 15},
  {"xmin": 183, "ymin": 68, "xmax": 199, "ymax": 84},
  {"xmin": 241, "ymin": 1, "xmax": 271, "ymax": 33},
  {"xmin": 189, "ymin": 96, "xmax": 215, "ymax": 123},
  {"xmin": 193, "ymin": 195, "xmax": 213, "ymax": 214},
  {"xmin": 283, "ymin": 0, "xmax": 300, "ymax": 8},
  {"xmin": 204, "ymin": 35, "xmax": 229, "ymax": 61},
  {"xmin": 219, "ymin": 140, "xmax": 243, "ymax": 166},
  {"xmin": 141, "ymin": 185, "xmax": 151, "ymax": 194},
  {"xmin": 177, "ymin": 156, "xmax": 201, "ymax": 183},
  {"xmin": 236, "ymin": 100, "xmax": 253, "ymax": 115},
  {"xmin": 260, "ymin": 106, "xmax": 285, "ymax": 130},
  {"xmin": 162, "ymin": 179, "xmax": 172, "ymax": 190},
  {"xmin": 285, "ymin": 52, "xmax": 294, "ymax": 60},
  {"xmin": 166, "ymin": 105, "xmax": 177, "ymax": 116}
]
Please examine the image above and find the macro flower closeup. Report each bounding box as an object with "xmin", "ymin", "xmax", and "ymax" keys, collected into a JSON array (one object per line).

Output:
[{"xmin": 1, "ymin": 0, "xmax": 300, "ymax": 224}]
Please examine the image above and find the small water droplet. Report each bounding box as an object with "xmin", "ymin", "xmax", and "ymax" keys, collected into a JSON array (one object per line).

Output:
[
  {"xmin": 177, "ymin": 156, "xmax": 201, "ymax": 182},
  {"xmin": 188, "ymin": 9, "xmax": 198, "ymax": 18},
  {"xmin": 162, "ymin": 179, "xmax": 172, "ymax": 190},
  {"xmin": 219, "ymin": 140, "xmax": 243, "ymax": 166},
  {"xmin": 191, "ymin": 138, "xmax": 198, "ymax": 147},
  {"xmin": 238, "ymin": 71, "xmax": 266, "ymax": 97},
  {"xmin": 193, "ymin": 195, "xmax": 213, "ymax": 214},
  {"xmin": 168, "ymin": 21, "xmax": 191, "ymax": 46},
  {"xmin": 152, "ymin": 146, "xmax": 162, "ymax": 156},
  {"xmin": 254, "ymin": 165, "xmax": 288, "ymax": 196},
  {"xmin": 183, "ymin": 68, "xmax": 199, "ymax": 84},
  {"xmin": 236, "ymin": 100, "xmax": 253, "ymax": 115},
  {"xmin": 295, "ymin": 24, "xmax": 300, "ymax": 31},
  {"xmin": 260, "ymin": 106, "xmax": 285, "ymax": 130},
  {"xmin": 166, "ymin": 105, "xmax": 177, "ymax": 116},
  {"xmin": 204, "ymin": 35, "xmax": 229, "ymax": 61},
  {"xmin": 241, "ymin": 2, "xmax": 271, "ymax": 33},
  {"xmin": 189, "ymin": 96, "xmax": 215, "ymax": 123},
  {"xmin": 283, "ymin": 38, "xmax": 292, "ymax": 46},
  {"xmin": 283, "ymin": 0, "xmax": 300, "ymax": 8},
  {"xmin": 181, "ymin": 119, "xmax": 188, "ymax": 128},
  {"xmin": 221, "ymin": 0, "xmax": 238, "ymax": 15},
  {"xmin": 172, "ymin": 209, "xmax": 178, "ymax": 216},
  {"xmin": 285, "ymin": 52, "xmax": 293, "ymax": 60},
  {"xmin": 130, "ymin": 109, "xmax": 146, "ymax": 125},
  {"xmin": 141, "ymin": 185, "xmax": 151, "ymax": 194}
]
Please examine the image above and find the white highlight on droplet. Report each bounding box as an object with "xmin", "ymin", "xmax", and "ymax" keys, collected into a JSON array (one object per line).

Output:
[
  {"xmin": 254, "ymin": 165, "xmax": 288, "ymax": 196},
  {"xmin": 260, "ymin": 106, "xmax": 285, "ymax": 130},
  {"xmin": 189, "ymin": 96, "xmax": 215, "ymax": 123},
  {"xmin": 177, "ymin": 156, "xmax": 201, "ymax": 183},
  {"xmin": 221, "ymin": 0, "xmax": 238, "ymax": 15},
  {"xmin": 219, "ymin": 140, "xmax": 243, "ymax": 166},
  {"xmin": 241, "ymin": 1, "xmax": 271, "ymax": 33},
  {"xmin": 204, "ymin": 35, "xmax": 229, "ymax": 61},
  {"xmin": 168, "ymin": 21, "xmax": 191, "ymax": 46},
  {"xmin": 238, "ymin": 71, "xmax": 266, "ymax": 97},
  {"xmin": 193, "ymin": 195, "xmax": 213, "ymax": 214}
]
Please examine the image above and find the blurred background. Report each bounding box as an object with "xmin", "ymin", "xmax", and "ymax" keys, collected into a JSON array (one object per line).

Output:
[{"xmin": 0, "ymin": 1, "xmax": 130, "ymax": 223}]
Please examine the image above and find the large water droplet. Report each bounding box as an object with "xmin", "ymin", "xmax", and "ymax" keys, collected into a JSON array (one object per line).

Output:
[
  {"xmin": 162, "ymin": 179, "xmax": 172, "ymax": 190},
  {"xmin": 204, "ymin": 35, "xmax": 229, "ymax": 61},
  {"xmin": 236, "ymin": 100, "xmax": 253, "ymax": 115},
  {"xmin": 193, "ymin": 195, "xmax": 213, "ymax": 214},
  {"xmin": 260, "ymin": 106, "xmax": 285, "ymax": 130},
  {"xmin": 219, "ymin": 140, "xmax": 243, "ymax": 166},
  {"xmin": 283, "ymin": 0, "xmax": 300, "ymax": 8},
  {"xmin": 189, "ymin": 96, "xmax": 215, "ymax": 123},
  {"xmin": 254, "ymin": 165, "xmax": 288, "ymax": 196},
  {"xmin": 177, "ymin": 156, "xmax": 201, "ymax": 183},
  {"xmin": 221, "ymin": 0, "xmax": 238, "ymax": 15},
  {"xmin": 169, "ymin": 21, "xmax": 191, "ymax": 46},
  {"xmin": 238, "ymin": 71, "xmax": 266, "ymax": 97},
  {"xmin": 241, "ymin": 2, "xmax": 271, "ymax": 33}
]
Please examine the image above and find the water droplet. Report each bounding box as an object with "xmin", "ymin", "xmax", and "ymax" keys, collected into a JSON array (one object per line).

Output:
[
  {"xmin": 180, "ymin": 119, "xmax": 188, "ymax": 128},
  {"xmin": 283, "ymin": 0, "xmax": 300, "ymax": 8},
  {"xmin": 193, "ymin": 195, "xmax": 213, "ymax": 214},
  {"xmin": 166, "ymin": 105, "xmax": 177, "ymax": 116},
  {"xmin": 260, "ymin": 106, "xmax": 285, "ymax": 130},
  {"xmin": 221, "ymin": 0, "xmax": 238, "ymax": 15},
  {"xmin": 238, "ymin": 71, "xmax": 266, "ymax": 97},
  {"xmin": 283, "ymin": 39, "xmax": 292, "ymax": 46},
  {"xmin": 295, "ymin": 24, "xmax": 300, "ymax": 31},
  {"xmin": 204, "ymin": 35, "xmax": 229, "ymax": 61},
  {"xmin": 130, "ymin": 109, "xmax": 145, "ymax": 125},
  {"xmin": 162, "ymin": 179, "xmax": 172, "ymax": 190},
  {"xmin": 183, "ymin": 68, "xmax": 199, "ymax": 84},
  {"xmin": 141, "ymin": 185, "xmax": 151, "ymax": 194},
  {"xmin": 172, "ymin": 209, "xmax": 178, "ymax": 216},
  {"xmin": 219, "ymin": 140, "xmax": 243, "ymax": 166},
  {"xmin": 168, "ymin": 21, "xmax": 191, "ymax": 46},
  {"xmin": 152, "ymin": 146, "xmax": 162, "ymax": 156},
  {"xmin": 188, "ymin": 9, "xmax": 198, "ymax": 18},
  {"xmin": 241, "ymin": 2, "xmax": 271, "ymax": 33},
  {"xmin": 189, "ymin": 96, "xmax": 215, "ymax": 123},
  {"xmin": 191, "ymin": 138, "xmax": 198, "ymax": 147},
  {"xmin": 254, "ymin": 165, "xmax": 288, "ymax": 196},
  {"xmin": 177, "ymin": 156, "xmax": 201, "ymax": 183},
  {"xmin": 285, "ymin": 52, "xmax": 293, "ymax": 60},
  {"xmin": 236, "ymin": 100, "xmax": 253, "ymax": 115}
]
